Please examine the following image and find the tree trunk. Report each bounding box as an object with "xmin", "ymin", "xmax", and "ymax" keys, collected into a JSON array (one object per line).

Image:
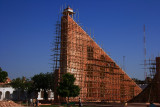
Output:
[
  {"xmin": 18, "ymin": 89, "xmax": 20, "ymax": 100},
  {"xmin": 68, "ymin": 96, "xmax": 69, "ymax": 103},
  {"xmin": 44, "ymin": 89, "xmax": 48, "ymax": 100}
]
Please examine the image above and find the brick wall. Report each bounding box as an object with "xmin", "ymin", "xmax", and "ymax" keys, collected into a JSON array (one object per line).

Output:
[{"xmin": 55, "ymin": 11, "xmax": 142, "ymax": 103}]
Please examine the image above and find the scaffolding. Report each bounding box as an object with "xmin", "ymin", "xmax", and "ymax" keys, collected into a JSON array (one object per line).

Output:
[
  {"xmin": 52, "ymin": 18, "xmax": 61, "ymax": 71},
  {"xmin": 145, "ymin": 59, "xmax": 156, "ymax": 79},
  {"xmin": 53, "ymin": 6, "xmax": 142, "ymax": 102},
  {"xmin": 129, "ymin": 57, "xmax": 160, "ymax": 103}
]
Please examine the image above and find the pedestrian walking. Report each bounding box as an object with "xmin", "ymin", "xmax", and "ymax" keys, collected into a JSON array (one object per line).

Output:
[{"xmin": 79, "ymin": 97, "xmax": 82, "ymax": 107}]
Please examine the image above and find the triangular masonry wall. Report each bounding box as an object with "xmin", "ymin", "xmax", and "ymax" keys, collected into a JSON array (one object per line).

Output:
[{"xmin": 55, "ymin": 13, "xmax": 142, "ymax": 102}]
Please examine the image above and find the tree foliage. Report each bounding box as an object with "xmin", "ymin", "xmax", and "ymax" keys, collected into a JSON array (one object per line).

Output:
[
  {"xmin": 10, "ymin": 72, "xmax": 54, "ymax": 100},
  {"xmin": 31, "ymin": 72, "xmax": 54, "ymax": 100},
  {"xmin": 10, "ymin": 76, "xmax": 33, "ymax": 91},
  {"xmin": 10, "ymin": 76, "xmax": 33, "ymax": 100},
  {"xmin": 57, "ymin": 73, "xmax": 80, "ymax": 102},
  {"xmin": 132, "ymin": 78, "xmax": 146, "ymax": 84},
  {"xmin": 0, "ymin": 67, "xmax": 8, "ymax": 83}
]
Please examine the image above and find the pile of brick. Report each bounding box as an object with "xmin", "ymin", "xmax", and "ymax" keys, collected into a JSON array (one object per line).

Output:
[{"xmin": 0, "ymin": 100, "xmax": 23, "ymax": 107}]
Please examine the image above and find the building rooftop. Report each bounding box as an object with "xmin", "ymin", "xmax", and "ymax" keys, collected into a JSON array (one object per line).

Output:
[{"xmin": 63, "ymin": 6, "xmax": 75, "ymax": 15}]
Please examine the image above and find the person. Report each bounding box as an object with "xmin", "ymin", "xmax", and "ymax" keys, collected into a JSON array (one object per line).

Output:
[
  {"xmin": 79, "ymin": 97, "xmax": 82, "ymax": 107},
  {"xmin": 35, "ymin": 98, "xmax": 39, "ymax": 107},
  {"xmin": 124, "ymin": 102, "xmax": 128, "ymax": 106},
  {"xmin": 33, "ymin": 99, "xmax": 36, "ymax": 106},
  {"xmin": 149, "ymin": 102, "xmax": 156, "ymax": 107},
  {"xmin": 30, "ymin": 99, "xmax": 33, "ymax": 106}
]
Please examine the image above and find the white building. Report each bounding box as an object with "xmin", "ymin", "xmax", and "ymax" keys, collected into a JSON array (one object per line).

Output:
[
  {"xmin": 37, "ymin": 89, "xmax": 54, "ymax": 100},
  {"xmin": 0, "ymin": 77, "xmax": 54, "ymax": 101},
  {"xmin": 0, "ymin": 85, "xmax": 15, "ymax": 101},
  {"xmin": 0, "ymin": 85, "xmax": 54, "ymax": 101}
]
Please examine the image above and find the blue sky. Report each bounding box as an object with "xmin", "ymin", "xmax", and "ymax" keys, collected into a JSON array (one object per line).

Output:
[{"xmin": 0, "ymin": 0, "xmax": 160, "ymax": 80}]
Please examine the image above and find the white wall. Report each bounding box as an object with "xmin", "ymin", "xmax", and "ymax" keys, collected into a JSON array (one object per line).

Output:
[
  {"xmin": 37, "ymin": 89, "xmax": 54, "ymax": 100},
  {"xmin": 0, "ymin": 87, "xmax": 54, "ymax": 101},
  {"xmin": 0, "ymin": 87, "xmax": 15, "ymax": 101}
]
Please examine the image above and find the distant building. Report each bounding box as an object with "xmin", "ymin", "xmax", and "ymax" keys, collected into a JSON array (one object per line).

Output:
[
  {"xmin": 0, "ymin": 78, "xmax": 15, "ymax": 101},
  {"xmin": 138, "ymin": 84, "xmax": 148, "ymax": 90},
  {"xmin": 37, "ymin": 89, "xmax": 54, "ymax": 100},
  {"xmin": 53, "ymin": 7, "xmax": 142, "ymax": 103},
  {"xmin": 0, "ymin": 85, "xmax": 14, "ymax": 101}
]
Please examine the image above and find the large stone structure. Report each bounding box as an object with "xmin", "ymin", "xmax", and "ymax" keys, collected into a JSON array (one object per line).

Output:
[{"xmin": 54, "ymin": 7, "xmax": 142, "ymax": 103}]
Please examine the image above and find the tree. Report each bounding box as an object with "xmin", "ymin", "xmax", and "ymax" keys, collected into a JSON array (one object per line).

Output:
[
  {"xmin": 10, "ymin": 76, "xmax": 33, "ymax": 91},
  {"xmin": 0, "ymin": 67, "xmax": 8, "ymax": 83},
  {"xmin": 57, "ymin": 73, "xmax": 80, "ymax": 103},
  {"xmin": 31, "ymin": 72, "xmax": 54, "ymax": 100},
  {"xmin": 145, "ymin": 77, "xmax": 152, "ymax": 84},
  {"xmin": 10, "ymin": 76, "xmax": 33, "ymax": 100},
  {"xmin": 132, "ymin": 78, "xmax": 145, "ymax": 84}
]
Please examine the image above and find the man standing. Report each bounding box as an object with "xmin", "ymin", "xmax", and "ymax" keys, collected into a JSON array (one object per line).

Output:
[{"xmin": 79, "ymin": 97, "xmax": 82, "ymax": 107}]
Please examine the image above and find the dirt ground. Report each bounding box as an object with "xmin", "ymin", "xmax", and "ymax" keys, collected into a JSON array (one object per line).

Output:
[{"xmin": 0, "ymin": 100, "xmax": 24, "ymax": 107}]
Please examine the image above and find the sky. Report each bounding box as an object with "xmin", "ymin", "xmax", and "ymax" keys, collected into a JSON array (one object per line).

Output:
[{"xmin": 0, "ymin": 0, "xmax": 160, "ymax": 80}]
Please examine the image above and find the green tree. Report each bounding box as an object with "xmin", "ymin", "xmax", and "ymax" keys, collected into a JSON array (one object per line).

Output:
[
  {"xmin": 31, "ymin": 72, "xmax": 54, "ymax": 100},
  {"xmin": 57, "ymin": 73, "xmax": 80, "ymax": 103},
  {"xmin": 10, "ymin": 76, "xmax": 33, "ymax": 91},
  {"xmin": 0, "ymin": 67, "xmax": 8, "ymax": 83},
  {"xmin": 10, "ymin": 76, "xmax": 33, "ymax": 100},
  {"xmin": 132, "ymin": 78, "xmax": 145, "ymax": 84}
]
